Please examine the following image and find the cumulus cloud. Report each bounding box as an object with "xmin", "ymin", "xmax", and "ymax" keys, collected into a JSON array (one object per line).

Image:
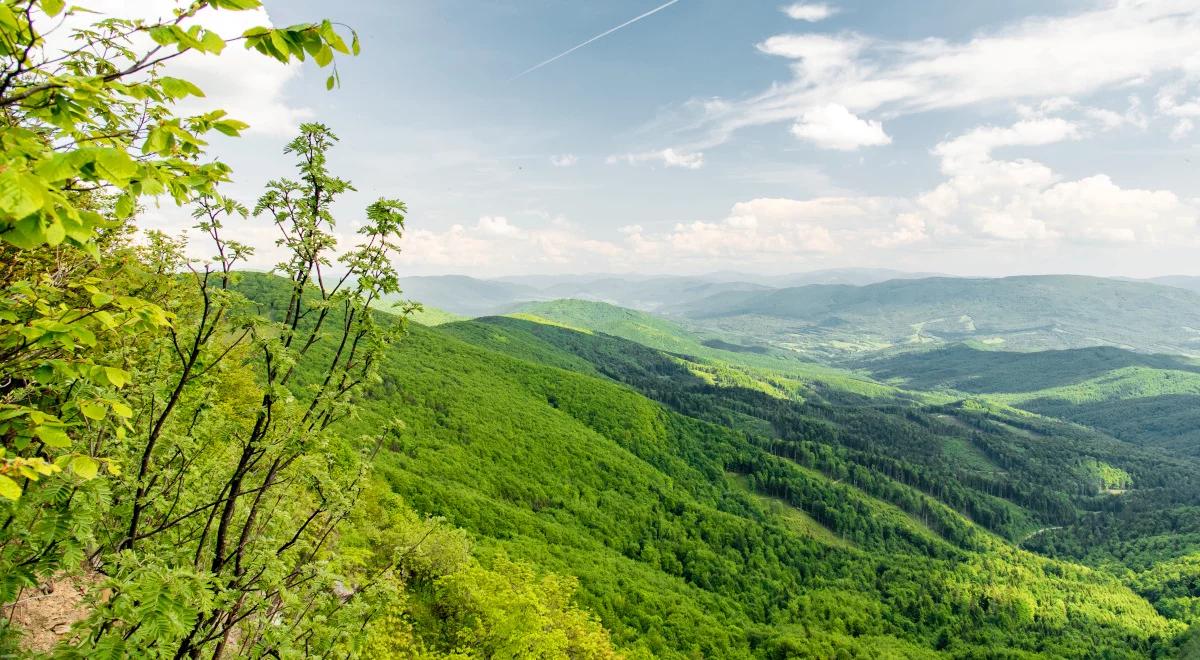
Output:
[
  {"xmin": 781, "ymin": 3, "xmax": 837, "ymax": 22},
  {"xmin": 903, "ymin": 116, "xmax": 1197, "ymax": 245},
  {"xmin": 790, "ymin": 103, "xmax": 891, "ymax": 150},
  {"xmin": 397, "ymin": 215, "xmax": 625, "ymax": 273},
  {"xmin": 550, "ymin": 154, "xmax": 579, "ymax": 167},
  {"xmin": 607, "ymin": 148, "xmax": 705, "ymax": 169},
  {"xmin": 476, "ymin": 216, "xmax": 523, "ymax": 237}
]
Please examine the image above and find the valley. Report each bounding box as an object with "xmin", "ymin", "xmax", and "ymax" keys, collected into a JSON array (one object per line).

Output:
[{"xmin": 340, "ymin": 271, "xmax": 1200, "ymax": 656}]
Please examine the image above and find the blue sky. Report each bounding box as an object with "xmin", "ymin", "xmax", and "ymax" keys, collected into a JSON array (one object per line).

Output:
[{"xmin": 135, "ymin": 0, "xmax": 1200, "ymax": 277}]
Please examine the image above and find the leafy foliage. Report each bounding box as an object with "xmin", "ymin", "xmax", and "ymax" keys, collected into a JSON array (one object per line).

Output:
[{"xmin": 0, "ymin": 5, "xmax": 624, "ymax": 658}]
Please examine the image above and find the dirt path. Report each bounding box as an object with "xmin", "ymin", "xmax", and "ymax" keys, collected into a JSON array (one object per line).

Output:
[{"xmin": 1018, "ymin": 526, "xmax": 1063, "ymax": 545}]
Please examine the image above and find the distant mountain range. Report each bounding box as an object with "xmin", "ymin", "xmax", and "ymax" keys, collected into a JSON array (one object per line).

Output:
[
  {"xmin": 1136, "ymin": 275, "xmax": 1200, "ymax": 293},
  {"xmin": 397, "ymin": 268, "xmax": 949, "ymax": 316},
  {"xmin": 670, "ymin": 275, "xmax": 1200, "ymax": 357},
  {"xmin": 704, "ymin": 267, "xmax": 949, "ymax": 288},
  {"xmin": 396, "ymin": 271, "xmax": 1200, "ymax": 357}
]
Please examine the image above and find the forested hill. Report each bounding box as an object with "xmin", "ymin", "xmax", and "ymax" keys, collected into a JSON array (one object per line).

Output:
[
  {"xmin": 293, "ymin": 274, "xmax": 1200, "ymax": 657},
  {"xmin": 671, "ymin": 275, "xmax": 1200, "ymax": 355},
  {"xmin": 861, "ymin": 344, "xmax": 1200, "ymax": 455}
]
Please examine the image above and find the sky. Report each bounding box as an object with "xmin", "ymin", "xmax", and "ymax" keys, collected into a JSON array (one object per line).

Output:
[{"xmin": 115, "ymin": 1, "xmax": 1200, "ymax": 277}]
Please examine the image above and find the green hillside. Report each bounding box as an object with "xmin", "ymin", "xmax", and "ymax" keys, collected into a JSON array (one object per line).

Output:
[
  {"xmin": 508, "ymin": 298, "xmax": 901, "ymax": 398},
  {"xmin": 409, "ymin": 304, "xmax": 468, "ymax": 326},
  {"xmin": 316, "ymin": 303, "xmax": 1200, "ymax": 656},
  {"xmin": 673, "ymin": 275, "xmax": 1200, "ymax": 357},
  {"xmin": 510, "ymin": 299, "xmax": 713, "ymax": 356},
  {"xmin": 861, "ymin": 344, "xmax": 1200, "ymax": 454}
]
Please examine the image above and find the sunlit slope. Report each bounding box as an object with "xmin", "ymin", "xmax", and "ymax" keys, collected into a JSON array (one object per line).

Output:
[
  {"xmin": 352, "ymin": 317, "xmax": 1185, "ymax": 656},
  {"xmin": 232, "ymin": 270, "xmax": 1194, "ymax": 657},
  {"xmin": 458, "ymin": 315, "xmax": 1200, "ymax": 533},
  {"xmin": 862, "ymin": 344, "xmax": 1200, "ymax": 453},
  {"xmin": 507, "ymin": 298, "xmax": 901, "ymax": 397}
]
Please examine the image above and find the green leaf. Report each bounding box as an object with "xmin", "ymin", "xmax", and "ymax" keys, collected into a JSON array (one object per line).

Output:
[
  {"xmin": 326, "ymin": 74, "xmax": 336, "ymax": 91},
  {"xmin": 267, "ymin": 30, "xmax": 290, "ymax": 61},
  {"xmin": 44, "ymin": 218, "xmax": 65, "ymax": 246},
  {"xmin": 0, "ymin": 169, "xmax": 46, "ymax": 219},
  {"xmin": 103, "ymin": 367, "xmax": 130, "ymax": 388},
  {"xmin": 313, "ymin": 45, "xmax": 333, "ymax": 67},
  {"xmin": 212, "ymin": 119, "xmax": 249, "ymax": 137},
  {"xmin": 321, "ymin": 21, "xmax": 349, "ymax": 54},
  {"xmin": 200, "ymin": 30, "xmax": 226, "ymax": 54},
  {"xmin": 211, "ymin": 0, "xmax": 263, "ymax": 8},
  {"xmin": 143, "ymin": 127, "xmax": 170, "ymax": 154},
  {"xmin": 0, "ymin": 475, "xmax": 20, "ymax": 501},
  {"xmin": 148, "ymin": 26, "xmax": 178, "ymax": 46},
  {"xmin": 93, "ymin": 149, "xmax": 138, "ymax": 183},
  {"xmin": 39, "ymin": 0, "xmax": 65, "ymax": 17},
  {"xmin": 35, "ymin": 426, "xmax": 70, "ymax": 448},
  {"xmin": 114, "ymin": 193, "xmax": 134, "ymax": 220},
  {"xmin": 110, "ymin": 402, "xmax": 133, "ymax": 418},
  {"xmin": 70, "ymin": 456, "xmax": 98, "ymax": 480},
  {"xmin": 160, "ymin": 77, "xmax": 206, "ymax": 99},
  {"xmin": 34, "ymin": 153, "xmax": 79, "ymax": 182},
  {"xmin": 80, "ymin": 402, "xmax": 105, "ymax": 421},
  {"xmin": 90, "ymin": 291, "xmax": 114, "ymax": 307}
]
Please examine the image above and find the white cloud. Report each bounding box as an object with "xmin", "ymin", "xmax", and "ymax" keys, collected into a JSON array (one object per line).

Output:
[
  {"xmin": 47, "ymin": 1, "xmax": 315, "ymax": 136},
  {"xmin": 1157, "ymin": 77, "xmax": 1200, "ymax": 138},
  {"xmin": 630, "ymin": 196, "xmax": 898, "ymax": 263},
  {"xmin": 756, "ymin": 33, "xmax": 867, "ymax": 82},
  {"xmin": 397, "ymin": 215, "xmax": 625, "ymax": 273},
  {"xmin": 678, "ymin": 1, "xmax": 1200, "ymax": 150},
  {"xmin": 781, "ymin": 3, "xmax": 837, "ymax": 22},
  {"xmin": 874, "ymin": 213, "xmax": 927, "ymax": 247},
  {"xmin": 476, "ymin": 216, "xmax": 523, "ymax": 237},
  {"xmin": 604, "ymin": 111, "xmax": 1198, "ymax": 270},
  {"xmin": 791, "ymin": 103, "xmax": 891, "ymax": 150},
  {"xmin": 932, "ymin": 117, "xmax": 1081, "ymax": 173},
  {"xmin": 607, "ymin": 148, "xmax": 705, "ymax": 169},
  {"xmin": 904, "ymin": 116, "xmax": 1197, "ymax": 244},
  {"xmin": 1171, "ymin": 118, "xmax": 1195, "ymax": 139},
  {"xmin": 550, "ymin": 154, "xmax": 579, "ymax": 167}
]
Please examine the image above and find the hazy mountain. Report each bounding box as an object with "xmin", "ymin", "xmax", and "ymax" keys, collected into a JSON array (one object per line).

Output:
[
  {"xmin": 398, "ymin": 274, "xmax": 770, "ymax": 315},
  {"xmin": 705, "ymin": 267, "xmax": 950, "ymax": 288},
  {"xmin": 395, "ymin": 275, "xmax": 546, "ymax": 315},
  {"xmin": 535, "ymin": 276, "xmax": 770, "ymax": 311},
  {"xmin": 673, "ymin": 275, "xmax": 1200, "ymax": 356},
  {"xmin": 1141, "ymin": 275, "xmax": 1200, "ymax": 293}
]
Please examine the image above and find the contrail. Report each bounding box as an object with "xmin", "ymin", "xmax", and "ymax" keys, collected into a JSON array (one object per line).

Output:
[{"xmin": 511, "ymin": 0, "xmax": 682, "ymax": 80}]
